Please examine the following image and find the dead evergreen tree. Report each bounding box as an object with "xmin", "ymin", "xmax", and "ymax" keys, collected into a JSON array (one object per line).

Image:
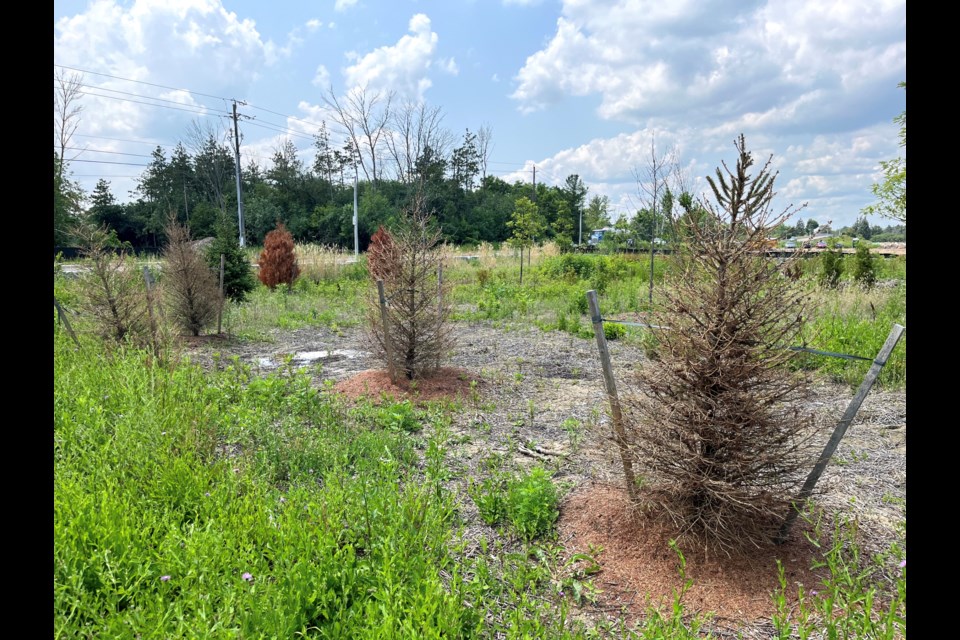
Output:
[
  {"xmin": 257, "ymin": 223, "xmax": 300, "ymax": 290},
  {"xmin": 367, "ymin": 226, "xmax": 397, "ymax": 283},
  {"xmin": 366, "ymin": 194, "xmax": 453, "ymax": 380},
  {"xmin": 72, "ymin": 223, "xmax": 151, "ymax": 346},
  {"xmin": 162, "ymin": 216, "xmax": 220, "ymax": 336},
  {"xmin": 625, "ymin": 134, "xmax": 817, "ymax": 554}
]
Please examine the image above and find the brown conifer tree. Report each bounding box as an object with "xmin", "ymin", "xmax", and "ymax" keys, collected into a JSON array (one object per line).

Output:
[
  {"xmin": 625, "ymin": 135, "xmax": 817, "ymax": 554},
  {"xmin": 162, "ymin": 217, "xmax": 219, "ymax": 337},
  {"xmin": 258, "ymin": 223, "xmax": 299, "ymax": 290}
]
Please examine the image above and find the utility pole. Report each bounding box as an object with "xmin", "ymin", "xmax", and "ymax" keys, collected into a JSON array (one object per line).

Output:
[
  {"xmin": 231, "ymin": 100, "xmax": 247, "ymax": 248},
  {"xmin": 353, "ymin": 163, "xmax": 359, "ymax": 258}
]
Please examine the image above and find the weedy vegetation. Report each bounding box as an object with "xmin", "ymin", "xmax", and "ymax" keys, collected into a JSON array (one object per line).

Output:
[{"xmin": 54, "ymin": 166, "xmax": 905, "ymax": 637}]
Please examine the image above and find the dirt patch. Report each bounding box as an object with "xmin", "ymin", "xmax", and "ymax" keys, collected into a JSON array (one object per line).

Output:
[{"xmin": 185, "ymin": 320, "xmax": 906, "ymax": 636}]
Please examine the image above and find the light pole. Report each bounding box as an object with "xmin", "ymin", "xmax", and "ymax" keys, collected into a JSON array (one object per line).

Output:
[{"xmin": 353, "ymin": 163, "xmax": 359, "ymax": 258}]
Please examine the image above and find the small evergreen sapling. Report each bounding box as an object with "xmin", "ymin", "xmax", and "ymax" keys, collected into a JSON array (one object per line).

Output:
[
  {"xmin": 366, "ymin": 194, "xmax": 452, "ymax": 380},
  {"xmin": 852, "ymin": 243, "xmax": 878, "ymax": 289},
  {"xmin": 206, "ymin": 219, "xmax": 256, "ymax": 302}
]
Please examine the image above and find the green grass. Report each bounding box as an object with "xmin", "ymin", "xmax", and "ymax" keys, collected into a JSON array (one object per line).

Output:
[
  {"xmin": 221, "ymin": 278, "xmax": 365, "ymax": 340},
  {"xmin": 54, "ymin": 330, "xmax": 604, "ymax": 639}
]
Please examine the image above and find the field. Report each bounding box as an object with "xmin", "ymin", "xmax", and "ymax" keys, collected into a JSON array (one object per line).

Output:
[{"xmin": 54, "ymin": 246, "xmax": 906, "ymax": 638}]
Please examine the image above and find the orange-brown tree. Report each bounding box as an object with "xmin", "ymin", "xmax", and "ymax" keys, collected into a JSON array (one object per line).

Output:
[
  {"xmin": 366, "ymin": 225, "xmax": 396, "ymax": 283},
  {"xmin": 625, "ymin": 135, "xmax": 816, "ymax": 554},
  {"xmin": 258, "ymin": 223, "xmax": 299, "ymax": 290}
]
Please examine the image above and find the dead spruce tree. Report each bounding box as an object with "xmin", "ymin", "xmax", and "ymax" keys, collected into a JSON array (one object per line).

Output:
[
  {"xmin": 258, "ymin": 223, "xmax": 300, "ymax": 290},
  {"xmin": 162, "ymin": 217, "xmax": 220, "ymax": 336},
  {"xmin": 626, "ymin": 134, "xmax": 816, "ymax": 554},
  {"xmin": 367, "ymin": 194, "xmax": 453, "ymax": 380},
  {"xmin": 72, "ymin": 223, "xmax": 151, "ymax": 346}
]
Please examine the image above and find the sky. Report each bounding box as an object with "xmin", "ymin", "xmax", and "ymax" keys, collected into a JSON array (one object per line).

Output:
[{"xmin": 54, "ymin": 0, "xmax": 906, "ymax": 231}]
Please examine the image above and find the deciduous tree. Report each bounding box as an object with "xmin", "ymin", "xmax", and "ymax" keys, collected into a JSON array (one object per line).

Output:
[{"xmin": 861, "ymin": 81, "xmax": 906, "ymax": 223}]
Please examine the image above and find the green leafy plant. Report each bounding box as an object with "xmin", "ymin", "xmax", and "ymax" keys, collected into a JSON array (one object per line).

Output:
[
  {"xmin": 604, "ymin": 321, "xmax": 626, "ymax": 340},
  {"xmin": 772, "ymin": 511, "xmax": 906, "ymax": 639},
  {"xmin": 506, "ymin": 466, "xmax": 560, "ymax": 540}
]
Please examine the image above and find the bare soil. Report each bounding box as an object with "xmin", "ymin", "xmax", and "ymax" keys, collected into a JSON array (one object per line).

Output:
[{"xmin": 184, "ymin": 319, "xmax": 906, "ymax": 637}]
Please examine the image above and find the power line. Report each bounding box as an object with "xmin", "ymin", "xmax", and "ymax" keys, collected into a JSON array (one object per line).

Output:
[
  {"xmin": 245, "ymin": 103, "xmax": 323, "ymax": 131},
  {"xmin": 69, "ymin": 159, "xmax": 150, "ymax": 167},
  {"xmin": 74, "ymin": 133, "xmax": 175, "ymax": 147},
  {"xmin": 244, "ymin": 119, "xmax": 316, "ymax": 143},
  {"xmin": 72, "ymin": 174, "xmax": 143, "ymax": 178},
  {"xmin": 55, "ymin": 64, "xmax": 231, "ymax": 102},
  {"xmin": 57, "ymin": 146, "xmax": 155, "ymax": 158},
  {"xmin": 76, "ymin": 89, "xmax": 217, "ymax": 116},
  {"xmin": 73, "ymin": 83, "xmax": 227, "ymax": 112}
]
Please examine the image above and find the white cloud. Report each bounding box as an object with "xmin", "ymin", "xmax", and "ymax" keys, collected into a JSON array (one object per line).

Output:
[
  {"xmin": 334, "ymin": 0, "xmax": 358, "ymax": 12},
  {"xmin": 438, "ymin": 57, "xmax": 459, "ymax": 75},
  {"xmin": 306, "ymin": 19, "xmax": 321, "ymax": 30},
  {"xmin": 55, "ymin": 0, "xmax": 270, "ymax": 104},
  {"xmin": 512, "ymin": 0, "xmax": 904, "ymax": 131},
  {"xmin": 342, "ymin": 13, "xmax": 442, "ymax": 100},
  {"xmin": 491, "ymin": 73, "xmax": 500, "ymax": 82},
  {"xmin": 312, "ymin": 64, "xmax": 331, "ymax": 88},
  {"xmin": 54, "ymin": 0, "xmax": 274, "ymax": 200},
  {"xmin": 502, "ymin": 0, "xmax": 544, "ymax": 5}
]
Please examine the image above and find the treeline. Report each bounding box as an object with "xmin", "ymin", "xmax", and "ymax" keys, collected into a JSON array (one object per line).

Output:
[
  {"xmin": 54, "ymin": 113, "xmax": 619, "ymax": 253},
  {"xmin": 770, "ymin": 216, "xmax": 906, "ymax": 243}
]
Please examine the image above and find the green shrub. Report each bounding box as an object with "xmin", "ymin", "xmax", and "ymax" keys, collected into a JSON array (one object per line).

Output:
[
  {"xmin": 506, "ymin": 466, "xmax": 559, "ymax": 540},
  {"xmin": 539, "ymin": 253, "xmax": 596, "ymax": 280},
  {"xmin": 604, "ymin": 322, "xmax": 626, "ymax": 340},
  {"xmin": 852, "ymin": 243, "xmax": 878, "ymax": 289},
  {"xmin": 819, "ymin": 250, "xmax": 844, "ymax": 289}
]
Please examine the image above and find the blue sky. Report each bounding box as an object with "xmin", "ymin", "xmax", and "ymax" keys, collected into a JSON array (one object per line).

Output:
[{"xmin": 54, "ymin": 0, "xmax": 906, "ymax": 230}]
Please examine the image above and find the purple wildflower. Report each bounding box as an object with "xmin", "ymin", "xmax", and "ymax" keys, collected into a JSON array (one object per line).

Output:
[
  {"xmin": 242, "ymin": 572, "xmax": 253, "ymax": 582},
  {"xmin": 899, "ymin": 559, "xmax": 906, "ymax": 568},
  {"xmin": 161, "ymin": 575, "xmax": 171, "ymax": 582}
]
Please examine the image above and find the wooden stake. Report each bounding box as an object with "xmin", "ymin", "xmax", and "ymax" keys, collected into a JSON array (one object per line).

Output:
[
  {"xmin": 142, "ymin": 266, "xmax": 159, "ymax": 345},
  {"xmin": 54, "ymin": 296, "xmax": 81, "ymax": 347},
  {"xmin": 776, "ymin": 323, "xmax": 906, "ymax": 543},
  {"xmin": 217, "ymin": 253, "xmax": 225, "ymax": 335},
  {"xmin": 587, "ymin": 290, "xmax": 639, "ymax": 502}
]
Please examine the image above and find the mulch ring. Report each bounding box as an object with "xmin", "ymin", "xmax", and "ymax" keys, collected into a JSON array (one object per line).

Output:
[
  {"xmin": 332, "ymin": 367, "xmax": 480, "ymax": 404},
  {"xmin": 557, "ymin": 482, "xmax": 830, "ymax": 634}
]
